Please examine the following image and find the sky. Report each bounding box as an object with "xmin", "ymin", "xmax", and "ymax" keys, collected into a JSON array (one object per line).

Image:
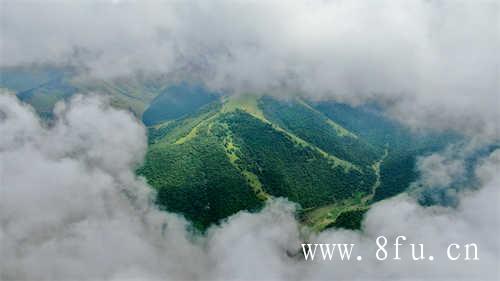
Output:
[{"xmin": 0, "ymin": 0, "xmax": 499, "ymax": 280}]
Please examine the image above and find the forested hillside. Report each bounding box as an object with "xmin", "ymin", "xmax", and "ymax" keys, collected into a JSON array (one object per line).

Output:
[{"xmin": 138, "ymin": 95, "xmax": 414, "ymax": 230}]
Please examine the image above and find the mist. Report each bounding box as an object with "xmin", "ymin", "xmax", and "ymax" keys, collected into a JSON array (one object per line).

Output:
[{"xmin": 1, "ymin": 0, "xmax": 499, "ymax": 138}]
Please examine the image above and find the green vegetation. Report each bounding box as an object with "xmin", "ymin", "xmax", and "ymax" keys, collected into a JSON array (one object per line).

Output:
[
  {"xmin": 137, "ymin": 127, "xmax": 263, "ymax": 230},
  {"xmin": 138, "ymin": 95, "xmax": 394, "ymax": 230},
  {"xmin": 314, "ymin": 101, "xmax": 413, "ymax": 148},
  {"xmin": 147, "ymin": 102, "xmax": 222, "ymax": 145},
  {"xmin": 300, "ymin": 199, "xmax": 363, "ymax": 232},
  {"xmin": 326, "ymin": 208, "xmax": 368, "ymax": 230},
  {"xmin": 260, "ymin": 96, "xmax": 381, "ymax": 168},
  {"xmin": 373, "ymin": 138, "xmax": 454, "ymax": 202},
  {"xmin": 315, "ymin": 101, "xmax": 459, "ymax": 204},
  {"xmin": 218, "ymin": 111, "xmax": 373, "ymax": 208},
  {"xmin": 219, "ymin": 125, "xmax": 270, "ymax": 201},
  {"xmin": 374, "ymin": 151, "xmax": 418, "ymax": 201},
  {"xmin": 299, "ymin": 148, "xmax": 386, "ymax": 232},
  {"xmin": 138, "ymin": 94, "xmax": 458, "ymax": 231},
  {"xmin": 221, "ymin": 94, "xmax": 267, "ymax": 121}
]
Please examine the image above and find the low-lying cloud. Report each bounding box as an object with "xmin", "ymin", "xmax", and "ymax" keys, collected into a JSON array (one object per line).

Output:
[
  {"xmin": 1, "ymin": 1, "xmax": 498, "ymax": 280},
  {"xmin": 1, "ymin": 0, "xmax": 499, "ymax": 138},
  {"xmin": 0, "ymin": 93, "xmax": 498, "ymax": 281}
]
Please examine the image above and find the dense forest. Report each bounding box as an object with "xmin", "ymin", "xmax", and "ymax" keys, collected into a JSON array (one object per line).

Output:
[
  {"xmin": 137, "ymin": 129, "xmax": 263, "ymax": 229},
  {"xmin": 260, "ymin": 97, "xmax": 381, "ymax": 167},
  {"xmin": 219, "ymin": 111, "xmax": 375, "ymax": 208}
]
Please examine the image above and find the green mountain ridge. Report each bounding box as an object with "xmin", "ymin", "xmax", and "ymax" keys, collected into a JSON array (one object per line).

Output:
[
  {"xmin": 138, "ymin": 95, "xmax": 385, "ymax": 230},
  {"xmin": 0, "ymin": 66, "xmax": 458, "ymax": 231}
]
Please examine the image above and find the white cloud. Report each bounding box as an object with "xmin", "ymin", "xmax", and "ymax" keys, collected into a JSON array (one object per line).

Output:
[
  {"xmin": 1, "ymin": 0, "xmax": 499, "ymax": 138},
  {"xmin": 1, "ymin": 93, "xmax": 498, "ymax": 281},
  {"xmin": 0, "ymin": 93, "xmax": 206, "ymax": 280}
]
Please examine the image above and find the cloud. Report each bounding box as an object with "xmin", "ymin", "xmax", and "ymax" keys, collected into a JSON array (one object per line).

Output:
[
  {"xmin": 0, "ymin": 1, "xmax": 498, "ymax": 280},
  {"xmin": 1, "ymin": 0, "xmax": 499, "ymax": 138},
  {"xmin": 0, "ymin": 93, "xmax": 206, "ymax": 280},
  {"xmin": 416, "ymin": 153, "xmax": 465, "ymax": 189},
  {"xmin": 1, "ymin": 93, "xmax": 499, "ymax": 281}
]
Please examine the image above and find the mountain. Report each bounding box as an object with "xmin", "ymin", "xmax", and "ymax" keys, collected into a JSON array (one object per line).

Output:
[
  {"xmin": 137, "ymin": 92, "xmax": 458, "ymax": 231},
  {"xmin": 0, "ymin": 65, "xmax": 169, "ymax": 118},
  {"xmin": 138, "ymin": 95, "xmax": 388, "ymax": 230},
  {"xmin": 0, "ymin": 68, "xmax": 457, "ymax": 231},
  {"xmin": 0, "ymin": 65, "xmax": 77, "ymax": 119}
]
